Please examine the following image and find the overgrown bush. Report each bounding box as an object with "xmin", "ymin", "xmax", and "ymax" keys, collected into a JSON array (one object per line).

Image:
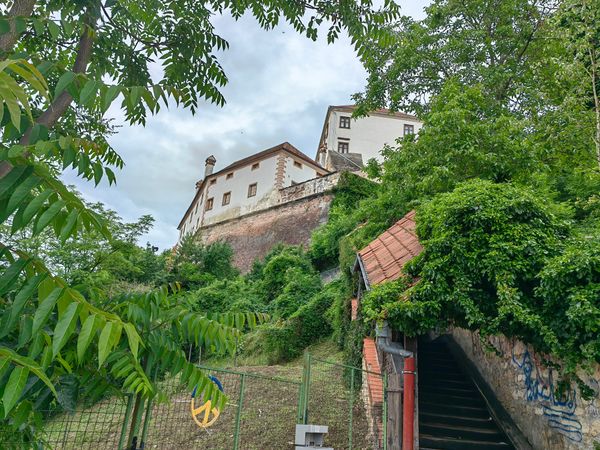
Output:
[
  {"xmin": 243, "ymin": 279, "xmax": 343, "ymax": 364},
  {"xmin": 361, "ymin": 180, "xmax": 600, "ymax": 392},
  {"xmin": 271, "ymin": 268, "xmax": 322, "ymax": 318},
  {"xmin": 310, "ymin": 172, "xmax": 378, "ymax": 270}
]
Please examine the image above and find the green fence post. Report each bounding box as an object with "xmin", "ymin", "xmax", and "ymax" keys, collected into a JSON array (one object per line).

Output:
[
  {"xmin": 348, "ymin": 367, "xmax": 355, "ymax": 450},
  {"xmin": 297, "ymin": 376, "xmax": 305, "ymax": 423},
  {"xmin": 303, "ymin": 352, "xmax": 312, "ymax": 424},
  {"xmin": 233, "ymin": 373, "xmax": 246, "ymax": 450},
  {"xmin": 383, "ymin": 372, "xmax": 388, "ymax": 450},
  {"xmin": 117, "ymin": 394, "xmax": 135, "ymax": 450},
  {"xmin": 139, "ymin": 396, "xmax": 153, "ymax": 446}
]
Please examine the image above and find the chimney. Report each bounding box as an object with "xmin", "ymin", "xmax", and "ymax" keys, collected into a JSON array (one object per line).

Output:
[{"xmin": 204, "ymin": 155, "xmax": 216, "ymax": 177}]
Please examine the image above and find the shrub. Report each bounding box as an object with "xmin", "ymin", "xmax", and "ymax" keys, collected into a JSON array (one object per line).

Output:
[
  {"xmin": 245, "ymin": 280, "xmax": 342, "ymax": 364},
  {"xmin": 271, "ymin": 268, "xmax": 322, "ymax": 318}
]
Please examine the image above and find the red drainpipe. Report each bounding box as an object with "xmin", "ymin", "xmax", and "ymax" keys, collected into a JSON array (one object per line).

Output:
[{"xmin": 402, "ymin": 357, "xmax": 416, "ymax": 450}]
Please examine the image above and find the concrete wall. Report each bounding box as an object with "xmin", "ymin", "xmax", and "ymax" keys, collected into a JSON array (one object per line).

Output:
[
  {"xmin": 197, "ymin": 173, "xmax": 341, "ymax": 271},
  {"xmin": 450, "ymin": 327, "xmax": 600, "ymax": 450}
]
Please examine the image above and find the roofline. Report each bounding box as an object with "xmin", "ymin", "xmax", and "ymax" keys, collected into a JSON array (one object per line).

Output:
[
  {"xmin": 177, "ymin": 142, "xmax": 329, "ymax": 230},
  {"xmin": 315, "ymin": 105, "xmax": 421, "ymax": 159},
  {"xmin": 355, "ymin": 254, "xmax": 371, "ymax": 291}
]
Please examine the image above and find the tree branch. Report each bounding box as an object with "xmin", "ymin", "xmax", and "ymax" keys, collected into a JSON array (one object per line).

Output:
[
  {"xmin": 0, "ymin": 11, "xmax": 96, "ymax": 178},
  {"xmin": 0, "ymin": 0, "xmax": 36, "ymax": 57}
]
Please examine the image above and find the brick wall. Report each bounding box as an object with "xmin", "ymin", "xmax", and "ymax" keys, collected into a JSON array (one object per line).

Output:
[
  {"xmin": 451, "ymin": 327, "xmax": 600, "ymax": 450},
  {"xmin": 363, "ymin": 338, "xmax": 384, "ymax": 448},
  {"xmin": 198, "ymin": 191, "xmax": 334, "ymax": 272}
]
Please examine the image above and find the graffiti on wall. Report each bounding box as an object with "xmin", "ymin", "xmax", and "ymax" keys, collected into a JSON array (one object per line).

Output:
[{"xmin": 512, "ymin": 347, "xmax": 583, "ymax": 442}]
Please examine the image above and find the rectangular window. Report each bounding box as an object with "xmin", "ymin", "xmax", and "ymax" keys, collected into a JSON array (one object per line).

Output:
[
  {"xmin": 210, "ymin": 179, "xmax": 216, "ymax": 185},
  {"xmin": 294, "ymin": 161, "xmax": 302, "ymax": 169},
  {"xmin": 339, "ymin": 116, "xmax": 351, "ymax": 129},
  {"xmin": 248, "ymin": 183, "xmax": 257, "ymax": 197},
  {"xmin": 404, "ymin": 124, "xmax": 415, "ymax": 135},
  {"xmin": 222, "ymin": 192, "xmax": 231, "ymax": 205},
  {"xmin": 251, "ymin": 162, "xmax": 260, "ymax": 170},
  {"xmin": 205, "ymin": 198, "xmax": 214, "ymax": 211},
  {"xmin": 338, "ymin": 141, "xmax": 349, "ymax": 153},
  {"xmin": 226, "ymin": 172, "xmax": 234, "ymax": 179}
]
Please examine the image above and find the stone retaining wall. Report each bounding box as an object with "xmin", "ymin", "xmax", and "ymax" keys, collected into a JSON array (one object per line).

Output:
[{"xmin": 451, "ymin": 327, "xmax": 600, "ymax": 450}]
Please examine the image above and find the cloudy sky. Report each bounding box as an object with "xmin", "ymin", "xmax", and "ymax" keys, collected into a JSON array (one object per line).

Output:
[{"xmin": 63, "ymin": 2, "xmax": 430, "ymax": 249}]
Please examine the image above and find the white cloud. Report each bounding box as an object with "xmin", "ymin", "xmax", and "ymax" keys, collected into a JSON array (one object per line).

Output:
[{"xmin": 63, "ymin": 2, "xmax": 431, "ymax": 249}]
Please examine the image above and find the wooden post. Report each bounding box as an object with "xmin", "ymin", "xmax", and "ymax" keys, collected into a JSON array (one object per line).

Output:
[{"xmin": 386, "ymin": 374, "xmax": 402, "ymax": 450}]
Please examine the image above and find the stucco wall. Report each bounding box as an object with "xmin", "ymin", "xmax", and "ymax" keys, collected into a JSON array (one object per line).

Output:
[
  {"xmin": 450, "ymin": 327, "xmax": 600, "ymax": 450},
  {"xmin": 178, "ymin": 151, "xmax": 326, "ymax": 241},
  {"xmin": 324, "ymin": 111, "xmax": 423, "ymax": 165}
]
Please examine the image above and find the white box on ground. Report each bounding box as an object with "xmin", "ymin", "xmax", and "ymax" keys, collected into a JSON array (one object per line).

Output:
[{"xmin": 295, "ymin": 424, "xmax": 333, "ymax": 450}]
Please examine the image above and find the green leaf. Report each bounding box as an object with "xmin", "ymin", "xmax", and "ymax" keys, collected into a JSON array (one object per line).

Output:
[
  {"xmin": 32, "ymin": 287, "xmax": 64, "ymax": 336},
  {"xmin": 54, "ymin": 71, "xmax": 75, "ymax": 97},
  {"xmin": 61, "ymin": 19, "xmax": 74, "ymax": 37},
  {"xmin": 0, "ymin": 19, "xmax": 9, "ymax": 34},
  {"xmin": 79, "ymin": 79, "xmax": 98, "ymax": 106},
  {"xmin": 22, "ymin": 189, "xmax": 53, "ymax": 225},
  {"xmin": 0, "ymin": 165, "xmax": 29, "ymax": 199},
  {"xmin": 6, "ymin": 175, "xmax": 41, "ymax": 216},
  {"xmin": 31, "ymin": 19, "xmax": 44, "ymax": 36},
  {"xmin": 103, "ymin": 85, "xmax": 120, "ymax": 112},
  {"xmin": 77, "ymin": 315, "xmax": 97, "ymax": 363},
  {"xmin": 47, "ymin": 21, "xmax": 61, "ymax": 40},
  {"xmin": 92, "ymin": 162, "xmax": 103, "ymax": 185},
  {"xmin": 59, "ymin": 208, "xmax": 79, "ymax": 243},
  {"xmin": 123, "ymin": 323, "xmax": 140, "ymax": 359},
  {"xmin": 52, "ymin": 302, "xmax": 80, "ymax": 357},
  {"xmin": 0, "ymin": 258, "xmax": 29, "ymax": 295},
  {"xmin": 34, "ymin": 199, "xmax": 66, "ymax": 234},
  {"xmin": 97, "ymin": 322, "xmax": 114, "ymax": 368},
  {"xmin": 105, "ymin": 167, "xmax": 116, "ymax": 185},
  {"xmin": 62, "ymin": 145, "xmax": 76, "ymax": 168},
  {"xmin": 0, "ymin": 347, "xmax": 56, "ymax": 398},
  {"xmin": 2, "ymin": 366, "xmax": 29, "ymax": 417},
  {"xmin": 3, "ymin": 274, "xmax": 45, "ymax": 337}
]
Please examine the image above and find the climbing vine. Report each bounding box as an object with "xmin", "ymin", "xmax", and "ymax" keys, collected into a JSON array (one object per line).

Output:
[{"xmin": 363, "ymin": 180, "xmax": 600, "ymax": 395}]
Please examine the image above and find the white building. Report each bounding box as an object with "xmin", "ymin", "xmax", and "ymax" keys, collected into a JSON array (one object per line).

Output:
[
  {"xmin": 315, "ymin": 105, "xmax": 422, "ymax": 171},
  {"xmin": 177, "ymin": 142, "xmax": 328, "ymax": 242}
]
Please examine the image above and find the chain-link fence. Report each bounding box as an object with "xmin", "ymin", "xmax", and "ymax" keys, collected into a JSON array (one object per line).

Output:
[
  {"xmin": 299, "ymin": 354, "xmax": 387, "ymax": 450},
  {"xmin": 25, "ymin": 353, "xmax": 385, "ymax": 449},
  {"xmin": 38, "ymin": 366, "xmax": 302, "ymax": 450}
]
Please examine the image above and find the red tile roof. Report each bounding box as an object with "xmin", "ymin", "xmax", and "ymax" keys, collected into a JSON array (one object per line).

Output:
[
  {"xmin": 363, "ymin": 338, "xmax": 383, "ymax": 405},
  {"xmin": 357, "ymin": 210, "xmax": 423, "ymax": 287}
]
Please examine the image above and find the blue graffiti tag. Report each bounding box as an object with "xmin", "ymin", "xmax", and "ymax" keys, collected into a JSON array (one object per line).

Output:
[{"xmin": 512, "ymin": 349, "xmax": 583, "ymax": 443}]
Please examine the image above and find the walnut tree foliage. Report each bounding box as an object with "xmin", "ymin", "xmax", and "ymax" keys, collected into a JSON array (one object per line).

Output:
[{"xmin": 0, "ymin": 0, "xmax": 400, "ymax": 442}]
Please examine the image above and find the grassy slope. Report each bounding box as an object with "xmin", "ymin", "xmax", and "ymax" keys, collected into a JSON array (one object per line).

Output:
[{"xmin": 43, "ymin": 340, "xmax": 375, "ymax": 449}]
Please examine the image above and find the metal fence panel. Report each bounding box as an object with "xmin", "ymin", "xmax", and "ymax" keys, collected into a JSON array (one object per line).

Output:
[{"xmin": 301, "ymin": 354, "xmax": 387, "ymax": 450}]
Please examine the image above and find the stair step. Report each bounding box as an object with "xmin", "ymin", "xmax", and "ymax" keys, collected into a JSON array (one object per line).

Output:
[
  {"xmin": 419, "ymin": 377, "xmax": 475, "ymax": 388},
  {"xmin": 420, "ymin": 422, "xmax": 505, "ymax": 442},
  {"xmin": 420, "ymin": 411, "xmax": 495, "ymax": 429},
  {"xmin": 419, "ymin": 401, "xmax": 491, "ymax": 419},
  {"xmin": 423, "ymin": 385, "xmax": 479, "ymax": 396},
  {"xmin": 419, "ymin": 360, "xmax": 462, "ymax": 370},
  {"xmin": 420, "ymin": 368, "xmax": 466, "ymax": 379},
  {"xmin": 420, "ymin": 392, "xmax": 486, "ymax": 408},
  {"xmin": 419, "ymin": 435, "xmax": 513, "ymax": 450}
]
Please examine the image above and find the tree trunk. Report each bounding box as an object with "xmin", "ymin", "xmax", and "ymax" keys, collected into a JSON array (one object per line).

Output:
[{"xmin": 0, "ymin": 0, "xmax": 36, "ymax": 57}]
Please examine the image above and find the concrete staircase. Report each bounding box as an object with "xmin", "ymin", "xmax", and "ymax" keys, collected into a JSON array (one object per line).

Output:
[{"xmin": 418, "ymin": 338, "xmax": 515, "ymax": 450}]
